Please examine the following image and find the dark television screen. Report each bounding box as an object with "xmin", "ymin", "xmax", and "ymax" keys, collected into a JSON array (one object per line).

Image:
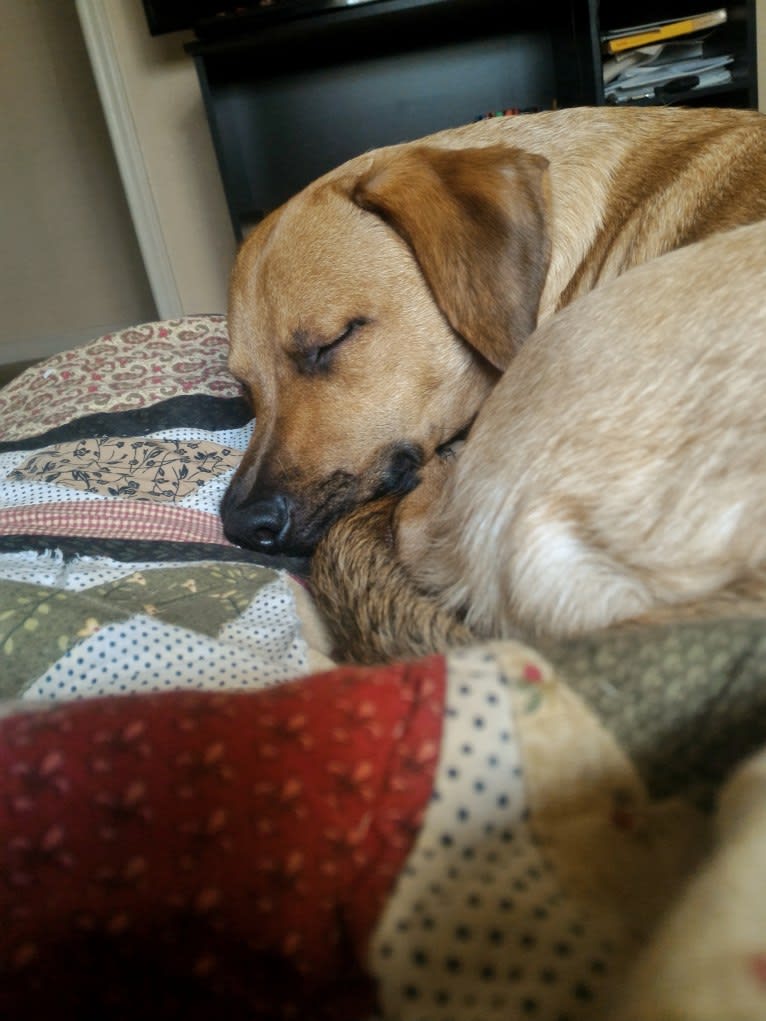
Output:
[{"xmin": 141, "ymin": 1, "xmax": 227, "ymax": 35}]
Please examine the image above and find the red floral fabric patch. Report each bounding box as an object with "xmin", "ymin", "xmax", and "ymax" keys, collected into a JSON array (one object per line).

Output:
[{"xmin": 0, "ymin": 657, "xmax": 446, "ymax": 1019}]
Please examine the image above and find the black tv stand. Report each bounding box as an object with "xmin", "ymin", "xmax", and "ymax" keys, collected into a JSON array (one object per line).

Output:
[{"xmin": 186, "ymin": 0, "xmax": 758, "ymax": 240}]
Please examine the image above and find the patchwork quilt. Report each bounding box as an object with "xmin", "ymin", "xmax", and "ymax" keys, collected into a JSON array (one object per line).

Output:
[
  {"xmin": 2, "ymin": 316, "xmax": 766, "ymax": 1020},
  {"xmin": 0, "ymin": 316, "xmax": 333, "ymax": 701}
]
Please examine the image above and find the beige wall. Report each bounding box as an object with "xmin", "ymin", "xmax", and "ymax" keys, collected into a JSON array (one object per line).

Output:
[
  {"xmin": 0, "ymin": 0, "xmax": 156, "ymax": 364},
  {"xmin": 758, "ymin": 0, "xmax": 766, "ymax": 110},
  {"xmin": 92, "ymin": 0, "xmax": 235, "ymax": 317}
]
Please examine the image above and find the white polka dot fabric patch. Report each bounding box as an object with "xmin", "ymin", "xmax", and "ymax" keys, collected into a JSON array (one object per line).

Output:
[
  {"xmin": 23, "ymin": 599, "xmax": 306, "ymax": 702},
  {"xmin": 0, "ymin": 552, "xmax": 203, "ymax": 591},
  {"xmin": 150, "ymin": 424, "xmax": 253, "ymax": 449},
  {"xmin": 370, "ymin": 645, "xmax": 619, "ymax": 1021},
  {"xmin": 218, "ymin": 576, "xmax": 307, "ymax": 673},
  {"xmin": 10, "ymin": 559, "xmax": 315, "ymax": 702},
  {"xmin": 0, "ymin": 550, "xmax": 70, "ymax": 587},
  {"xmin": 0, "ymin": 472, "xmax": 113, "ymax": 510}
]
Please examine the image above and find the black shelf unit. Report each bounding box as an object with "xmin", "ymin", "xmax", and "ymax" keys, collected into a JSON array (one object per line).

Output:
[
  {"xmin": 588, "ymin": 1, "xmax": 757, "ymax": 107},
  {"xmin": 185, "ymin": 0, "xmax": 758, "ymax": 240}
]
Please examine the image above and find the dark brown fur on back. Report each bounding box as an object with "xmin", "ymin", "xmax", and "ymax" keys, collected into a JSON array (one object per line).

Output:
[{"xmin": 558, "ymin": 117, "xmax": 766, "ymax": 308}]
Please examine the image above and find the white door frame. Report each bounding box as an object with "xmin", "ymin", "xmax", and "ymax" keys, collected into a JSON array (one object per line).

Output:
[{"xmin": 76, "ymin": 0, "xmax": 183, "ymax": 319}]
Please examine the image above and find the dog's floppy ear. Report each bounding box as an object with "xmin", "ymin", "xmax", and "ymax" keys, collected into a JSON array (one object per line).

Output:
[{"xmin": 351, "ymin": 144, "xmax": 551, "ymax": 370}]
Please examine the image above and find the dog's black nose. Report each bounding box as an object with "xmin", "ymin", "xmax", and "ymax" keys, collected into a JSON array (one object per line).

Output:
[
  {"xmin": 222, "ymin": 492, "xmax": 291, "ymax": 553},
  {"xmin": 249, "ymin": 495, "xmax": 291, "ymax": 551}
]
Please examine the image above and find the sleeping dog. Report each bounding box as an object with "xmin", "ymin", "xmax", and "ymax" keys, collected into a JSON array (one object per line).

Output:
[
  {"xmin": 310, "ymin": 221, "xmax": 766, "ymax": 662},
  {"xmin": 221, "ymin": 105, "xmax": 766, "ymax": 558}
]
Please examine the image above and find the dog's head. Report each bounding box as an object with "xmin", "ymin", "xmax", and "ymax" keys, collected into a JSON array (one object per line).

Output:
[{"xmin": 222, "ymin": 142, "xmax": 551, "ymax": 556}]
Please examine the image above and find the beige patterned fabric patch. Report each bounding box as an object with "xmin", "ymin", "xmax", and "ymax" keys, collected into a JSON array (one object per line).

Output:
[
  {"xmin": 9, "ymin": 437, "xmax": 241, "ymax": 502},
  {"xmin": 0, "ymin": 316, "xmax": 240, "ymax": 442}
]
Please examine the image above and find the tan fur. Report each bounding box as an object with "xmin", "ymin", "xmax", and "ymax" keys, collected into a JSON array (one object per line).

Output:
[
  {"xmin": 312, "ymin": 222, "xmax": 766, "ymax": 661},
  {"xmin": 222, "ymin": 105, "xmax": 766, "ymax": 557}
]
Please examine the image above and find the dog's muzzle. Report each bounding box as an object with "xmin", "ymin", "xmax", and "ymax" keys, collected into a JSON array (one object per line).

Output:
[{"xmin": 221, "ymin": 441, "xmax": 424, "ymax": 557}]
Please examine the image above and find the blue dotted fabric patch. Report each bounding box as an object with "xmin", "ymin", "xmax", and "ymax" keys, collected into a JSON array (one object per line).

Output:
[{"xmin": 370, "ymin": 646, "xmax": 617, "ymax": 1020}]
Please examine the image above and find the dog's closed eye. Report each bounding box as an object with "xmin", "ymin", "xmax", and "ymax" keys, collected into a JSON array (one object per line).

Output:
[{"xmin": 295, "ymin": 317, "xmax": 369, "ymax": 376}]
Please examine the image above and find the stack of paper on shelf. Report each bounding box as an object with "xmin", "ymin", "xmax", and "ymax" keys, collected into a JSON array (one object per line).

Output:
[
  {"xmin": 601, "ymin": 9, "xmax": 733, "ymax": 103},
  {"xmin": 604, "ymin": 47, "xmax": 733, "ymax": 102}
]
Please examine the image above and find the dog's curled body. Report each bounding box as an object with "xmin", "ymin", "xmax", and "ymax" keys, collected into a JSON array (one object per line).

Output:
[
  {"xmin": 403, "ymin": 221, "xmax": 766, "ymax": 641},
  {"xmin": 312, "ymin": 221, "xmax": 766, "ymax": 661},
  {"xmin": 223, "ymin": 106, "xmax": 766, "ymax": 559}
]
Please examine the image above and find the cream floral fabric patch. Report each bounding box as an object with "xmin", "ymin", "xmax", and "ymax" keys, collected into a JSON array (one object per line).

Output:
[{"xmin": 9, "ymin": 437, "xmax": 241, "ymax": 502}]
